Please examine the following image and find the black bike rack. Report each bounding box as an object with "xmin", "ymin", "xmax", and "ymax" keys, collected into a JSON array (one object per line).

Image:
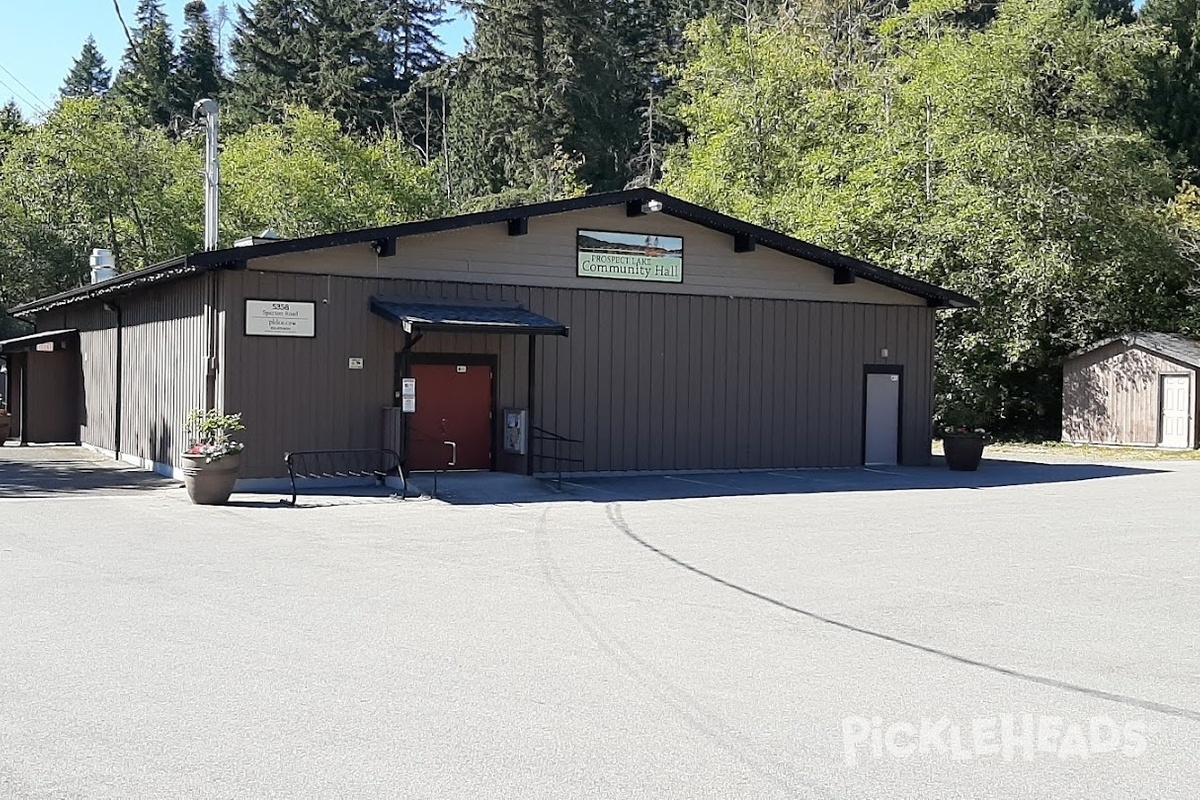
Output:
[{"xmin": 283, "ymin": 448, "xmax": 405, "ymax": 506}]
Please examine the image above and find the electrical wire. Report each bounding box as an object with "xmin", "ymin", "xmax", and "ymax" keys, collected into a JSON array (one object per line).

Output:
[{"xmin": 0, "ymin": 61, "xmax": 51, "ymax": 114}]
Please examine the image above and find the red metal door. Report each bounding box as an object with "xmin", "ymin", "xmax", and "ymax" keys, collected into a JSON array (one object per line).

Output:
[{"xmin": 407, "ymin": 363, "xmax": 493, "ymax": 470}]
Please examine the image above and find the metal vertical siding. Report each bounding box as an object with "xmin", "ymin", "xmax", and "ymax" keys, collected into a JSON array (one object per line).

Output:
[
  {"xmin": 38, "ymin": 277, "xmax": 209, "ymax": 466},
  {"xmin": 120, "ymin": 276, "xmax": 209, "ymax": 468},
  {"xmin": 530, "ymin": 288, "xmax": 936, "ymax": 471},
  {"xmin": 220, "ymin": 270, "xmax": 937, "ymax": 478},
  {"xmin": 43, "ymin": 304, "xmax": 118, "ymax": 452}
]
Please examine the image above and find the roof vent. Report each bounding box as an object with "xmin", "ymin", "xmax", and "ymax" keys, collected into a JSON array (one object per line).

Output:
[
  {"xmin": 234, "ymin": 228, "xmax": 285, "ymax": 248},
  {"xmin": 89, "ymin": 249, "xmax": 116, "ymax": 284}
]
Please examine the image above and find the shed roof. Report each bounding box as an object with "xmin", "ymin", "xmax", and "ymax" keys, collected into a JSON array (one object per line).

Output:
[
  {"xmin": 1069, "ymin": 332, "xmax": 1200, "ymax": 370},
  {"xmin": 10, "ymin": 188, "xmax": 978, "ymax": 316}
]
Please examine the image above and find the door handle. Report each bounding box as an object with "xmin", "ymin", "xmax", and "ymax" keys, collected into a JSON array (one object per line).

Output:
[{"xmin": 443, "ymin": 440, "xmax": 457, "ymax": 467}]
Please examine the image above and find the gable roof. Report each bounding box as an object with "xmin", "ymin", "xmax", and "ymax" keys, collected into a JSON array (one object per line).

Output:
[
  {"xmin": 1070, "ymin": 332, "xmax": 1200, "ymax": 370},
  {"xmin": 11, "ymin": 188, "xmax": 977, "ymax": 316}
]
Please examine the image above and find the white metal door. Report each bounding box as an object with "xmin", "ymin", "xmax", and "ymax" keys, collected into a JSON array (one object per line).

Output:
[
  {"xmin": 1159, "ymin": 375, "xmax": 1191, "ymax": 448},
  {"xmin": 864, "ymin": 372, "xmax": 901, "ymax": 465}
]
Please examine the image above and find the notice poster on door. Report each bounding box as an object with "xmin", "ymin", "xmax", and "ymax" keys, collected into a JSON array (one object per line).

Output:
[{"xmin": 577, "ymin": 230, "xmax": 683, "ymax": 283}]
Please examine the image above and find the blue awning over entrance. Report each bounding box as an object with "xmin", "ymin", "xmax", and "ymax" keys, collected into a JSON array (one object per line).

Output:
[{"xmin": 370, "ymin": 297, "xmax": 568, "ymax": 337}]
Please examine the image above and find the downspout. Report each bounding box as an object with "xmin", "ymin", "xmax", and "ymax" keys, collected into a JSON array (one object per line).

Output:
[
  {"xmin": 105, "ymin": 300, "xmax": 123, "ymax": 456},
  {"xmin": 398, "ymin": 329, "xmax": 424, "ymax": 474},
  {"xmin": 18, "ymin": 352, "xmax": 28, "ymax": 446},
  {"xmin": 526, "ymin": 335, "xmax": 536, "ymax": 476},
  {"xmin": 205, "ymin": 270, "xmax": 219, "ymax": 411}
]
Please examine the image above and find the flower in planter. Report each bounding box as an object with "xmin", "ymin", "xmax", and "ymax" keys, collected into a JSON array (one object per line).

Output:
[
  {"xmin": 941, "ymin": 425, "xmax": 989, "ymax": 439},
  {"xmin": 185, "ymin": 409, "xmax": 246, "ymax": 464}
]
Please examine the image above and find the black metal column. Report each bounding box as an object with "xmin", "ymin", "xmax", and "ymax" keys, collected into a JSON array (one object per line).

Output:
[{"xmin": 526, "ymin": 335, "xmax": 536, "ymax": 476}]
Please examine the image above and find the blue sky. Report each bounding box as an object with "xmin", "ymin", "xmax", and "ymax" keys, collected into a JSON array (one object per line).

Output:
[{"xmin": 0, "ymin": 1, "xmax": 473, "ymax": 119}]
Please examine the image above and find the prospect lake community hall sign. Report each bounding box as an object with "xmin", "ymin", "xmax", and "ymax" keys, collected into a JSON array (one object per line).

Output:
[
  {"xmin": 577, "ymin": 230, "xmax": 684, "ymax": 283},
  {"xmin": 4, "ymin": 189, "xmax": 974, "ymax": 487}
]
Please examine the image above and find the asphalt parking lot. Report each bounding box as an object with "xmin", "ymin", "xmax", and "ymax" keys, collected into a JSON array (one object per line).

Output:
[{"xmin": 1, "ymin": 447, "xmax": 1198, "ymax": 798}]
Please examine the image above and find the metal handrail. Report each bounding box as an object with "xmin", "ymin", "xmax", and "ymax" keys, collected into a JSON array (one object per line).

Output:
[
  {"xmin": 530, "ymin": 425, "xmax": 584, "ymax": 490},
  {"xmin": 407, "ymin": 428, "xmax": 456, "ymax": 498}
]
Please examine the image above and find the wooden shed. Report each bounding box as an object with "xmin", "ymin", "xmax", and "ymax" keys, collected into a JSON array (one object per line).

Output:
[{"xmin": 1062, "ymin": 333, "xmax": 1200, "ymax": 449}]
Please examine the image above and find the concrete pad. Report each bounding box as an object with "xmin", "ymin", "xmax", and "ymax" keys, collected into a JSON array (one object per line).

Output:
[{"xmin": 0, "ymin": 445, "xmax": 178, "ymax": 500}]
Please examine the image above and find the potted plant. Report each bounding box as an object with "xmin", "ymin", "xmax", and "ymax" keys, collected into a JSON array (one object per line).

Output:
[
  {"xmin": 0, "ymin": 409, "xmax": 10, "ymax": 442},
  {"xmin": 940, "ymin": 424, "xmax": 989, "ymax": 471},
  {"xmin": 181, "ymin": 408, "xmax": 245, "ymax": 505}
]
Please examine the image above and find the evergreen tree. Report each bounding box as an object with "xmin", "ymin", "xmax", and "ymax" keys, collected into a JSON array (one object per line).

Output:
[
  {"xmin": 300, "ymin": 0, "xmax": 394, "ymax": 132},
  {"xmin": 61, "ymin": 36, "xmax": 112, "ymax": 99},
  {"xmin": 177, "ymin": 1, "xmax": 224, "ymax": 108},
  {"xmin": 228, "ymin": 0, "xmax": 308, "ymax": 128},
  {"xmin": 110, "ymin": 0, "xmax": 179, "ymax": 126},
  {"xmin": 448, "ymin": 0, "xmax": 607, "ymax": 201},
  {"xmin": 229, "ymin": 0, "xmax": 391, "ymax": 133},
  {"xmin": 376, "ymin": 0, "xmax": 448, "ymax": 145},
  {"xmin": 378, "ymin": 0, "xmax": 446, "ymax": 91}
]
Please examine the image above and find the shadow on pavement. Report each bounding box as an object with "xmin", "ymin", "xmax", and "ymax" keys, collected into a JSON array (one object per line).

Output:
[
  {"xmin": 405, "ymin": 457, "xmax": 1166, "ymax": 506},
  {"xmin": 0, "ymin": 446, "xmax": 178, "ymax": 498},
  {"xmin": 1, "ymin": 448, "xmax": 1168, "ymax": 507}
]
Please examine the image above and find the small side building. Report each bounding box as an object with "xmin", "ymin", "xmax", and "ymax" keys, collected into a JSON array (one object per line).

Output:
[{"xmin": 1063, "ymin": 333, "xmax": 1200, "ymax": 449}]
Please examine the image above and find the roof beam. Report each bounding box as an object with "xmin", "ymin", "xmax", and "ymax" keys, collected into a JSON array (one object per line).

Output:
[
  {"xmin": 734, "ymin": 232, "xmax": 755, "ymax": 253},
  {"xmin": 373, "ymin": 238, "xmax": 397, "ymax": 258},
  {"xmin": 833, "ymin": 266, "xmax": 856, "ymax": 285},
  {"xmin": 626, "ymin": 200, "xmax": 646, "ymax": 217},
  {"xmin": 927, "ymin": 297, "xmax": 949, "ymax": 308},
  {"xmin": 508, "ymin": 217, "xmax": 529, "ymax": 236}
]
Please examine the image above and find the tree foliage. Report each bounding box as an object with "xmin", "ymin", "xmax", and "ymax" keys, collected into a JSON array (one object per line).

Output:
[
  {"xmin": 0, "ymin": 100, "xmax": 445, "ymax": 316},
  {"xmin": 220, "ymin": 106, "xmax": 446, "ymax": 237},
  {"xmin": 1139, "ymin": 0, "xmax": 1200, "ymax": 173}
]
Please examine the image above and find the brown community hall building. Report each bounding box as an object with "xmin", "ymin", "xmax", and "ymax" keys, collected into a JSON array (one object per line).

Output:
[{"xmin": 5, "ymin": 189, "xmax": 974, "ymax": 486}]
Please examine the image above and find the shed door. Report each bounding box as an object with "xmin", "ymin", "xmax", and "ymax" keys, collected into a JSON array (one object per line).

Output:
[
  {"xmin": 1159, "ymin": 374, "xmax": 1191, "ymax": 448},
  {"xmin": 864, "ymin": 372, "xmax": 901, "ymax": 466}
]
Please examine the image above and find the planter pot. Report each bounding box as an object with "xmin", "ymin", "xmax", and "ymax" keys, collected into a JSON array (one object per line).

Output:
[
  {"xmin": 943, "ymin": 435, "xmax": 986, "ymax": 472},
  {"xmin": 0, "ymin": 415, "xmax": 10, "ymax": 441},
  {"xmin": 181, "ymin": 452, "xmax": 240, "ymax": 505}
]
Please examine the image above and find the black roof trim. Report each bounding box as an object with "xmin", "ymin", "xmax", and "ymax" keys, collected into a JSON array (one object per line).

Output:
[
  {"xmin": 10, "ymin": 256, "xmax": 193, "ymax": 316},
  {"xmin": 0, "ymin": 328, "xmax": 79, "ymax": 353},
  {"xmin": 12, "ymin": 189, "xmax": 976, "ymax": 315}
]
